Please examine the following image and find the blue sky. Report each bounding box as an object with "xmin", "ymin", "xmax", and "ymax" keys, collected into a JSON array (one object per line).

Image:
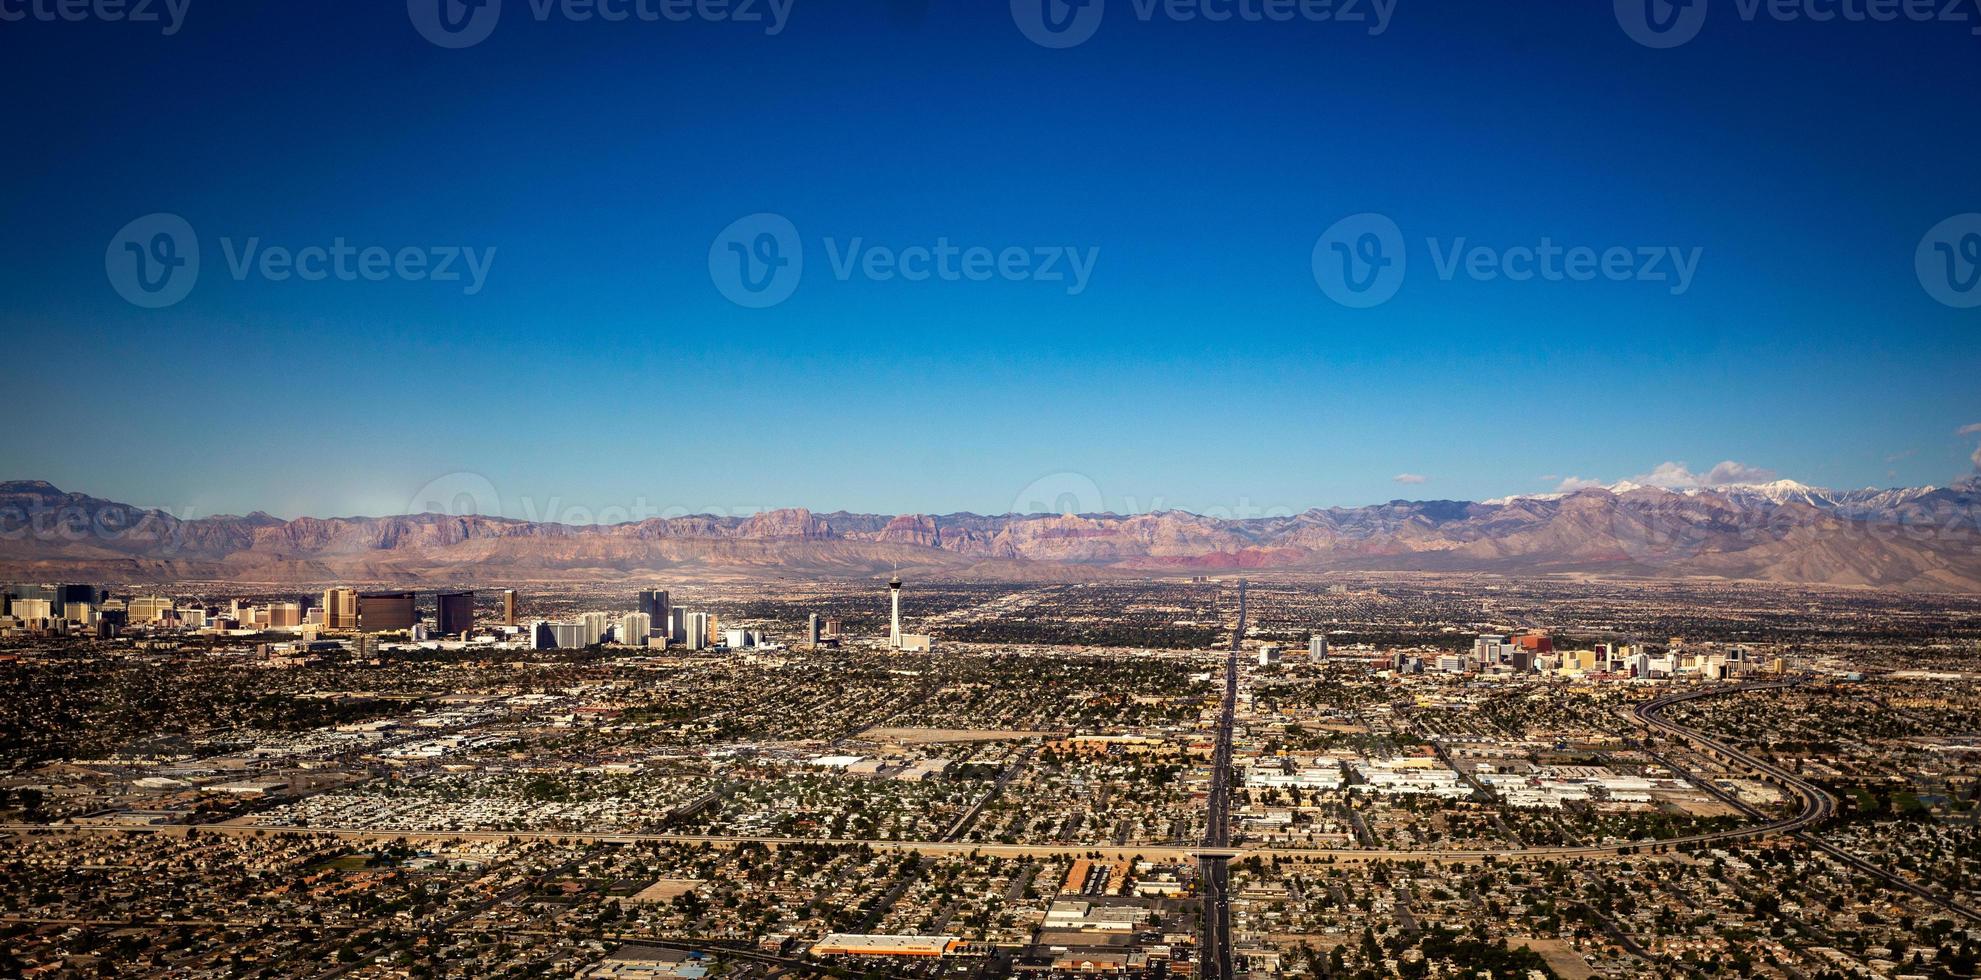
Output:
[{"xmin": 2, "ymin": 0, "xmax": 1978, "ymax": 520}]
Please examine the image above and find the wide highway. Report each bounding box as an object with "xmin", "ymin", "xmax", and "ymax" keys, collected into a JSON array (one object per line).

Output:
[{"xmin": 1198, "ymin": 649, "xmax": 1238, "ymax": 980}]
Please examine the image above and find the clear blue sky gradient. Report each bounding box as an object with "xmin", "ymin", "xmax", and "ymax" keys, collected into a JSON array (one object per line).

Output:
[{"xmin": 2, "ymin": 2, "xmax": 1978, "ymax": 520}]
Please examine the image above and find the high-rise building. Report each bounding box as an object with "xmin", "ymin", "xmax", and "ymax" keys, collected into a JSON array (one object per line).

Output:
[
  {"xmin": 4, "ymin": 584, "xmax": 55, "ymax": 609},
  {"xmin": 637, "ymin": 590, "xmax": 670, "ymax": 629},
  {"xmin": 269, "ymin": 602, "xmax": 303, "ymax": 628},
  {"xmin": 1514, "ymin": 631, "xmax": 1553, "ymax": 653},
  {"xmin": 502, "ymin": 589, "xmax": 518, "ymax": 626},
  {"xmin": 10, "ymin": 599, "xmax": 53, "ymax": 621},
  {"xmin": 680, "ymin": 611, "xmax": 708, "ymax": 650},
  {"xmin": 53, "ymin": 584, "xmax": 96, "ymax": 611},
  {"xmin": 357, "ymin": 592, "xmax": 416, "ymax": 632},
  {"xmin": 129, "ymin": 596, "xmax": 173, "ymax": 622},
  {"xmin": 808, "ymin": 613, "xmax": 821, "ymax": 648},
  {"xmin": 885, "ymin": 576, "xmax": 933, "ymax": 652},
  {"xmin": 620, "ymin": 612, "xmax": 652, "ymax": 647},
  {"xmin": 580, "ymin": 612, "xmax": 611, "ymax": 647},
  {"xmin": 323, "ymin": 588, "xmax": 359, "ymax": 630},
  {"xmin": 1309, "ymin": 633, "xmax": 1328, "ymax": 659},
  {"xmin": 889, "ymin": 575, "xmax": 903, "ymax": 648},
  {"xmin": 531, "ymin": 620, "xmax": 593, "ymax": 650},
  {"xmin": 437, "ymin": 591, "xmax": 475, "ymax": 636},
  {"xmin": 825, "ymin": 617, "xmax": 842, "ymax": 638}
]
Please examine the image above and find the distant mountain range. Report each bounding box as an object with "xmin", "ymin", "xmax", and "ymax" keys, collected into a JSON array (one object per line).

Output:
[{"xmin": 4, "ymin": 477, "xmax": 1981, "ymax": 592}]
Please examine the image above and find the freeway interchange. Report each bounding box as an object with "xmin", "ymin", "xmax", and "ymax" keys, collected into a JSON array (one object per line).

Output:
[{"xmin": 1636, "ymin": 682, "xmax": 1980, "ymax": 926}]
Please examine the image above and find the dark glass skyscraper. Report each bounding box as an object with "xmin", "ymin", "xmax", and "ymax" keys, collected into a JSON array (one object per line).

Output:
[
  {"xmin": 638, "ymin": 589, "xmax": 669, "ymax": 628},
  {"xmin": 357, "ymin": 592, "xmax": 416, "ymax": 632},
  {"xmin": 437, "ymin": 591, "xmax": 475, "ymax": 636}
]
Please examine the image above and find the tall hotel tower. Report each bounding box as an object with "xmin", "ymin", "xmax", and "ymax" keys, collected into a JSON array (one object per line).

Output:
[{"xmin": 888, "ymin": 575, "xmax": 903, "ymax": 649}]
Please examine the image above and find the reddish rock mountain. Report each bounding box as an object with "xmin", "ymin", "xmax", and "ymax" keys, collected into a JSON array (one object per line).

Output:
[{"xmin": 3, "ymin": 479, "xmax": 1979, "ymax": 591}]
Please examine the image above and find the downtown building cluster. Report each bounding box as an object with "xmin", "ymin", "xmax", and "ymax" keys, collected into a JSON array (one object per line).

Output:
[{"xmin": 2, "ymin": 576, "xmax": 935, "ymax": 665}]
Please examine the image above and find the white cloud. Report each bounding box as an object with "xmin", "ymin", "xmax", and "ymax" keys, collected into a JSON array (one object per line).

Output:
[
  {"xmin": 1956, "ymin": 426, "xmax": 1981, "ymax": 471},
  {"xmin": 1631, "ymin": 460, "xmax": 1777, "ymax": 489},
  {"xmin": 1392, "ymin": 473, "xmax": 1428, "ymax": 485},
  {"xmin": 1703, "ymin": 460, "xmax": 1779, "ymax": 485},
  {"xmin": 1633, "ymin": 462, "xmax": 1698, "ymax": 489},
  {"xmin": 1545, "ymin": 460, "xmax": 1783, "ymax": 494}
]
